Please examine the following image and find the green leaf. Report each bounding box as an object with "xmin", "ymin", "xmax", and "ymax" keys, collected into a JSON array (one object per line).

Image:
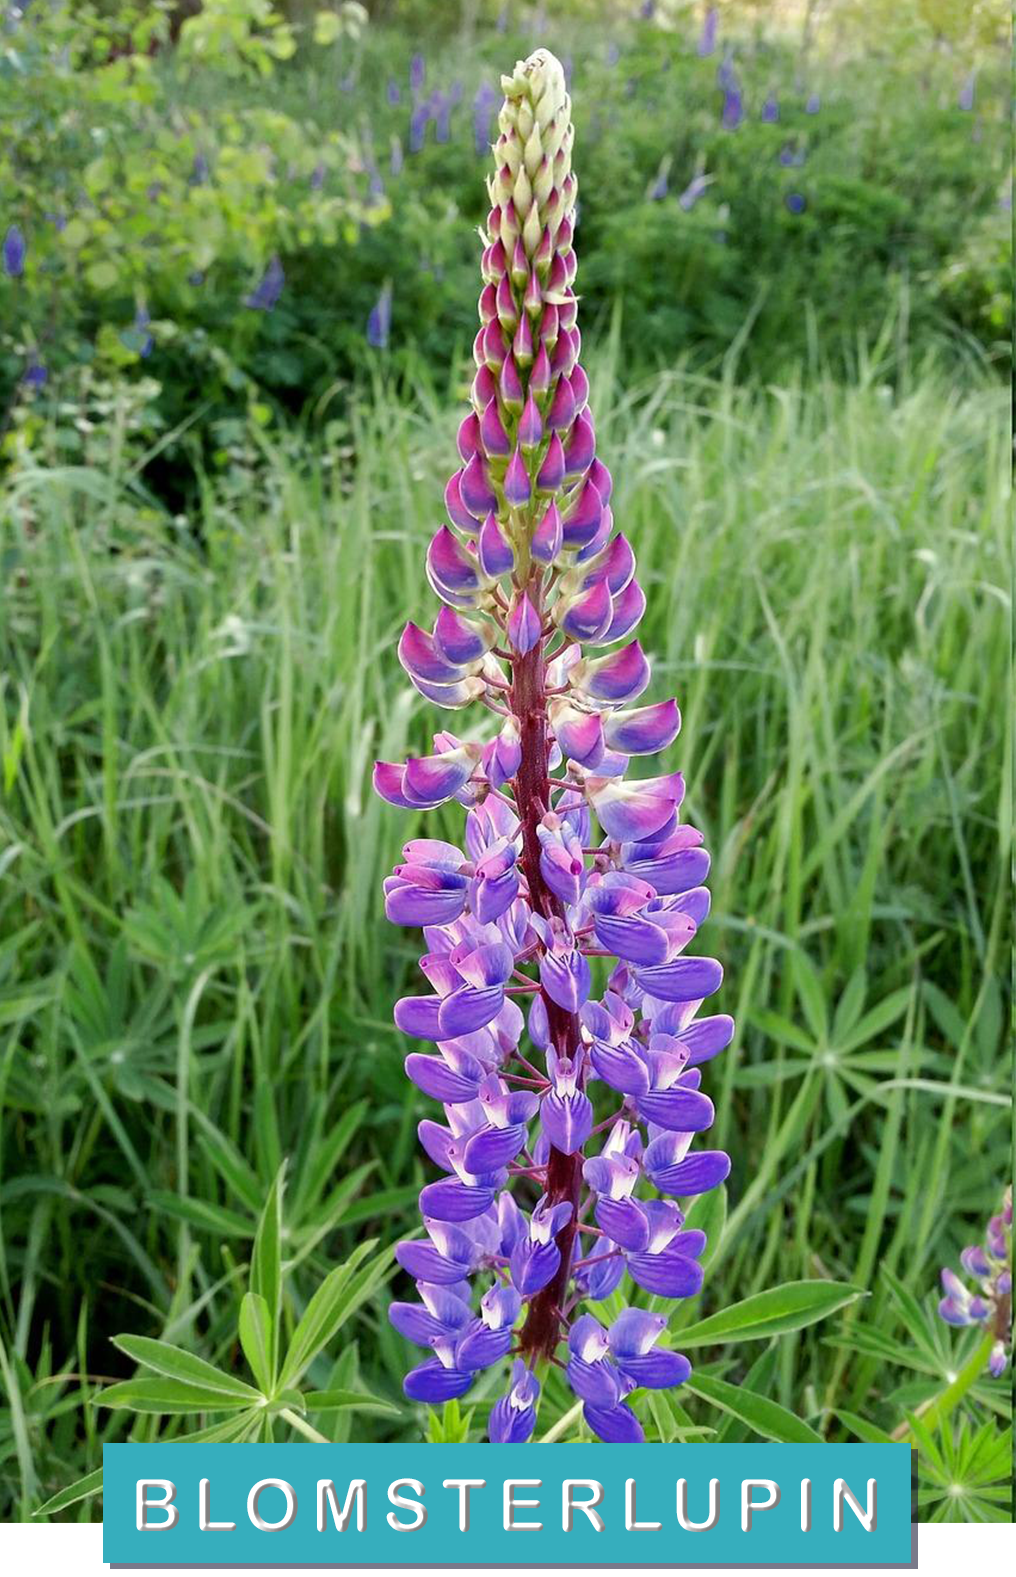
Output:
[
  {"xmin": 95, "ymin": 1378, "xmax": 257, "ymax": 1414},
  {"xmin": 112, "ymin": 1335, "xmax": 260, "ymax": 1400},
  {"xmin": 791, "ymin": 950, "xmax": 828, "ymax": 1042},
  {"xmin": 685, "ymin": 1373, "xmax": 823, "ymax": 1444},
  {"xmin": 239, "ymin": 1293, "xmax": 274, "ymax": 1396},
  {"xmin": 834, "ymin": 1409, "xmax": 894, "ymax": 1444},
  {"xmin": 278, "ymin": 1241, "xmax": 389, "ymax": 1389},
  {"xmin": 250, "ymin": 1164, "xmax": 286, "ymax": 1374},
  {"xmin": 34, "ymin": 1467, "xmax": 103, "ymax": 1518},
  {"xmin": 304, "ymin": 1388, "xmax": 399, "ymax": 1415},
  {"xmin": 147, "ymin": 1191, "xmax": 253, "ymax": 1238},
  {"xmin": 676, "ymin": 1280, "xmax": 865, "ymax": 1347}
]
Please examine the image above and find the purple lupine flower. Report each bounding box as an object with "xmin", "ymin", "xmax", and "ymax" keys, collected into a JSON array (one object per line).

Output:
[
  {"xmin": 410, "ymin": 52, "xmax": 426, "ymax": 93},
  {"xmin": 391, "ymin": 137, "xmax": 404, "ymax": 176},
  {"xmin": 432, "ymin": 90, "xmax": 452, "ymax": 144},
  {"xmin": 721, "ymin": 81, "xmax": 743, "ymax": 130},
  {"xmin": 23, "ymin": 354, "xmax": 47, "ymax": 390},
  {"xmin": 387, "ymin": 78, "xmax": 402, "ymax": 105},
  {"xmin": 244, "ymin": 255, "xmax": 284, "ymax": 312},
  {"xmin": 367, "ymin": 282, "xmax": 393, "ymax": 349},
  {"xmin": 474, "ymin": 81, "xmax": 498, "ymax": 156},
  {"xmin": 648, "ymin": 167, "xmax": 668, "ymax": 201},
  {"xmin": 958, "ymin": 71, "xmax": 976, "ymax": 112},
  {"xmin": 134, "ymin": 305, "xmax": 153, "ymax": 358},
  {"xmin": 679, "ymin": 171, "xmax": 712, "ymax": 211},
  {"xmin": 375, "ymin": 49, "xmax": 732, "ymax": 1446},
  {"xmin": 3, "ymin": 223, "xmax": 25, "ymax": 278},
  {"xmin": 785, "ymin": 192, "xmax": 806, "ymax": 214},
  {"xmin": 409, "ymin": 101, "xmax": 430, "ymax": 153},
  {"xmin": 805, "ymin": 92, "xmax": 821, "ymax": 114},
  {"xmin": 310, "ymin": 160, "xmax": 326, "ymax": 191},
  {"xmin": 190, "ymin": 152, "xmax": 210, "ymax": 185},
  {"xmin": 697, "ymin": 5, "xmax": 717, "ymax": 57},
  {"xmin": 938, "ymin": 1186, "xmax": 1012, "ymax": 1378},
  {"xmin": 761, "ymin": 93, "xmax": 779, "ymax": 123},
  {"xmin": 640, "ymin": 0, "xmax": 656, "ymax": 18}
]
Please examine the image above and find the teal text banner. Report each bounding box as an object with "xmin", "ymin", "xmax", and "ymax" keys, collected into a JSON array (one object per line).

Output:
[{"xmin": 103, "ymin": 1441, "xmax": 912, "ymax": 1567}]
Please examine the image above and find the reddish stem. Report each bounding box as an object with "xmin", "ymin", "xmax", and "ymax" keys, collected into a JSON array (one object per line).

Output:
[{"xmin": 509, "ymin": 575, "xmax": 585, "ymax": 1363}]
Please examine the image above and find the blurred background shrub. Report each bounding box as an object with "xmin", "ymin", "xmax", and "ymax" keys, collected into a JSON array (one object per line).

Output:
[{"xmin": 0, "ymin": 0, "xmax": 1009, "ymax": 501}]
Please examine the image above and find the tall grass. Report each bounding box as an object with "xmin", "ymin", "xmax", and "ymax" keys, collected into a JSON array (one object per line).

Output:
[{"xmin": 0, "ymin": 356, "xmax": 1009, "ymax": 1513}]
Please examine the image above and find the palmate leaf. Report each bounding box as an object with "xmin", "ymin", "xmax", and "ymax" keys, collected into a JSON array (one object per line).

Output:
[
  {"xmin": 676, "ymin": 1280, "xmax": 865, "ymax": 1347},
  {"xmin": 278, "ymin": 1239, "xmax": 392, "ymax": 1389},
  {"xmin": 684, "ymin": 1373, "xmax": 823, "ymax": 1444},
  {"xmin": 250, "ymin": 1162, "xmax": 286, "ymax": 1375}
]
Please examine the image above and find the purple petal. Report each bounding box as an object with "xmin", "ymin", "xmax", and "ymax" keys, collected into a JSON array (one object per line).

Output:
[
  {"xmin": 628, "ymin": 1248, "xmax": 704, "ymax": 1298},
  {"xmin": 646, "ymin": 1147, "xmax": 731, "ymax": 1197},
  {"xmin": 604, "ymin": 700, "xmax": 681, "ymax": 756},
  {"xmin": 404, "ymin": 1360, "xmax": 474, "ymax": 1402},
  {"xmin": 566, "ymin": 1356, "xmax": 621, "ymax": 1408},
  {"xmin": 617, "ymin": 1350, "xmax": 691, "ymax": 1389},
  {"xmin": 637, "ymin": 1087, "xmax": 715, "ymax": 1133},
  {"xmin": 541, "ymin": 1089, "xmax": 593, "ymax": 1154},
  {"xmin": 636, "ymin": 955, "xmax": 723, "ymax": 1003},
  {"xmin": 405, "ymin": 1053, "xmax": 482, "ymax": 1103},
  {"xmin": 462, "ymin": 1122, "xmax": 528, "ymax": 1172},
  {"xmin": 583, "ymin": 1400, "xmax": 644, "ymax": 1443},
  {"xmin": 419, "ymin": 1179, "xmax": 497, "ymax": 1220},
  {"xmin": 508, "ymin": 591, "xmax": 542, "ymax": 654},
  {"xmin": 595, "ymin": 1196, "xmax": 650, "ymax": 1251},
  {"xmin": 510, "ymin": 1237, "xmax": 561, "ymax": 1294}
]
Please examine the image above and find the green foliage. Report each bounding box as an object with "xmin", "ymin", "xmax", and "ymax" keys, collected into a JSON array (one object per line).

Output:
[
  {"xmin": 0, "ymin": 356, "xmax": 1008, "ymax": 1509},
  {"xmin": 1, "ymin": 0, "xmax": 1009, "ymax": 500},
  {"xmin": 32, "ymin": 1168, "xmax": 395, "ymax": 1517}
]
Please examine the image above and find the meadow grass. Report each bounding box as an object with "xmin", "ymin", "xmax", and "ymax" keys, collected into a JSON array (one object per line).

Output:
[{"xmin": 0, "ymin": 356, "xmax": 1010, "ymax": 1513}]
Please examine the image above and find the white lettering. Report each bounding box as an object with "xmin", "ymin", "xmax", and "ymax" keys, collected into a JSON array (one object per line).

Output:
[
  {"xmin": 562, "ymin": 1479, "xmax": 604, "ymax": 1532},
  {"xmin": 387, "ymin": 1479, "xmax": 427, "ymax": 1532},
  {"xmin": 442, "ymin": 1478, "xmax": 485, "ymax": 1532},
  {"xmin": 317, "ymin": 1479, "xmax": 366, "ymax": 1533},
  {"xmin": 504, "ymin": 1478, "xmax": 542, "ymax": 1532},
  {"xmin": 247, "ymin": 1479, "xmax": 297, "ymax": 1532},
  {"xmin": 833, "ymin": 1478, "xmax": 877, "ymax": 1533},
  {"xmin": 801, "ymin": 1478, "xmax": 811, "ymax": 1532},
  {"xmin": 676, "ymin": 1477, "xmax": 719, "ymax": 1531},
  {"xmin": 199, "ymin": 1477, "xmax": 235, "ymax": 1532},
  {"xmin": 741, "ymin": 1479, "xmax": 780, "ymax": 1532},
  {"xmin": 625, "ymin": 1478, "xmax": 661, "ymax": 1532},
  {"xmin": 136, "ymin": 1479, "xmax": 178, "ymax": 1532}
]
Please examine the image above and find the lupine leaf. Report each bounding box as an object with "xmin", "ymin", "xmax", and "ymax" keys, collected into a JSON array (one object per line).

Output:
[
  {"xmin": 95, "ymin": 1378, "xmax": 256, "ymax": 1413},
  {"xmin": 685, "ymin": 1373, "xmax": 823, "ymax": 1444},
  {"xmin": 112, "ymin": 1335, "xmax": 260, "ymax": 1399},
  {"xmin": 834, "ymin": 1409, "xmax": 894, "ymax": 1444},
  {"xmin": 278, "ymin": 1240, "xmax": 389, "ymax": 1388},
  {"xmin": 238, "ymin": 1293, "xmax": 274, "ymax": 1396},
  {"xmin": 304, "ymin": 1389, "xmax": 399, "ymax": 1415},
  {"xmin": 250, "ymin": 1164, "xmax": 286, "ymax": 1373},
  {"xmin": 34, "ymin": 1468, "xmax": 104, "ymax": 1518},
  {"xmin": 676, "ymin": 1280, "xmax": 865, "ymax": 1347}
]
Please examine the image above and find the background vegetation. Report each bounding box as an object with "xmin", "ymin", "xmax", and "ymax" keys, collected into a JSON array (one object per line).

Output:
[{"xmin": 0, "ymin": 0, "xmax": 1011, "ymax": 1524}]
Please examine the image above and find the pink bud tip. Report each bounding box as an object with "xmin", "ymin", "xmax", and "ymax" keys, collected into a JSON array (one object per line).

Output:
[
  {"xmin": 508, "ymin": 592, "xmax": 542, "ymax": 654},
  {"xmin": 518, "ymin": 392, "xmax": 543, "ymax": 451},
  {"xmin": 512, "ymin": 312, "xmax": 534, "ymax": 366},
  {"xmin": 532, "ymin": 501, "xmax": 563, "ymax": 563},
  {"xmin": 536, "ymin": 432, "xmax": 566, "ymax": 493},
  {"xmin": 504, "ymin": 447, "xmax": 532, "ymax": 508},
  {"xmin": 480, "ymin": 398, "xmax": 512, "ymax": 458},
  {"xmin": 529, "ymin": 343, "xmax": 552, "ymax": 396}
]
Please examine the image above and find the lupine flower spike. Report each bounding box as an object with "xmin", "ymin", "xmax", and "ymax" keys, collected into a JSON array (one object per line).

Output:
[
  {"xmin": 375, "ymin": 48, "xmax": 732, "ymax": 1445},
  {"xmin": 939, "ymin": 1185, "xmax": 1012, "ymax": 1378}
]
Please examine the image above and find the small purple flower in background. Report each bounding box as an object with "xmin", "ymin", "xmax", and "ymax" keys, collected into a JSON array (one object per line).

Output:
[
  {"xmin": 3, "ymin": 223, "xmax": 25, "ymax": 278},
  {"xmin": 391, "ymin": 136, "xmax": 404, "ymax": 175},
  {"xmin": 721, "ymin": 81, "xmax": 743, "ymax": 130},
  {"xmin": 958, "ymin": 71, "xmax": 976, "ymax": 112},
  {"xmin": 805, "ymin": 92, "xmax": 821, "ymax": 114},
  {"xmin": 640, "ymin": 0, "xmax": 656, "ymax": 18},
  {"xmin": 648, "ymin": 167, "xmax": 668, "ymax": 201},
  {"xmin": 939, "ymin": 1186, "xmax": 1012, "ymax": 1378},
  {"xmin": 367, "ymin": 281, "xmax": 393, "ymax": 349},
  {"xmin": 375, "ymin": 48, "xmax": 732, "ymax": 1445},
  {"xmin": 716, "ymin": 51, "xmax": 736, "ymax": 91},
  {"xmin": 697, "ymin": 5, "xmax": 717, "ymax": 57},
  {"xmin": 190, "ymin": 152, "xmax": 209, "ymax": 185},
  {"xmin": 496, "ymin": 4, "xmax": 509, "ymax": 34},
  {"xmin": 761, "ymin": 93, "xmax": 779, "ymax": 123},
  {"xmin": 409, "ymin": 101, "xmax": 430, "ymax": 154},
  {"xmin": 135, "ymin": 306, "xmax": 153, "ymax": 358},
  {"xmin": 387, "ymin": 77, "xmax": 402, "ymax": 105},
  {"xmin": 606, "ymin": 41, "xmax": 620, "ymax": 68},
  {"xmin": 188, "ymin": 270, "xmax": 205, "ymax": 287},
  {"xmin": 474, "ymin": 81, "xmax": 498, "ymax": 156},
  {"xmin": 45, "ymin": 210, "xmax": 67, "ymax": 231},
  {"xmin": 785, "ymin": 192, "xmax": 806, "ymax": 215},
  {"xmin": 410, "ymin": 52, "xmax": 425, "ymax": 94},
  {"xmin": 679, "ymin": 170, "xmax": 712, "ymax": 210},
  {"xmin": 779, "ymin": 140, "xmax": 806, "ymax": 168},
  {"xmin": 433, "ymin": 90, "xmax": 452, "ymax": 144},
  {"xmin": 23, "ymin": 354, "xmax": 47, "ymax": 390},
  {"xmin": 244, "ymin": 254, "xmax": 284, "ymax": 312},
  {"xmin": 310, "ymin": 160, "xmax": 326, "ymax": 191}
]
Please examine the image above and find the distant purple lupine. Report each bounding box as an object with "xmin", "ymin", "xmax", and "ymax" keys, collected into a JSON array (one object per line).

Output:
[
  {"xmin": 640, "ymin": 0, "xmax": 656, "ymax": 17},
  {"xmin": 135, "ymin": 306, "xmax": 153, "ymax": 358},
  {"xmin": 3, "ymin": 223, "xmax": 25, "ymax": 277},
  {"xmin": 387, "ymin": 78, "xmax": 402, "ymax": 105},
  {"xmin": 958, "ymin": 71, "xmax": 976, "ymax": 112},
  {"xmin": 648, "ymin": 168, "xmax": 668, "ymax": 201},
  {"xmin": 496, "ymin": 4, "xmax": 509, "ymax": 33},
  {"xmin": 785, "ymin": 192, "xmax": 806, "ymax": 214},
  {"xmin": 679, "ymin": 171, "xmax": 712, "ymax": 210},
  {"xmin": 474, "ymin": 81, "xmax": 498, "ymax": 156},
  {"xmin": 244, "ymin": 255, "xmax": 284, "ymax": 312},
  {"xmin": 23, "ymin": 355, "xmax": 47, "ymax": 390},
  {"xmin": 190, "ymin": 153, "xmax": 210, "ymax": 185},
  {"xmin": 606, "ymin": 41, "xmax": 620, "ymax": 68},
  {"xmin": 409, "ymin": 101, "xmax": 430, "ymax": 154},
  {"xmin": 367, "ymin": 281, "xmax": 393, "ymax": 349},
  {"xmin": 433, "ymin": 90, "xmax": 452, "ymax": 144},
  {"xmin": 410, "ymin": 52, "xmax": 425, "ymax": 93},
  {"xmin": 716, "ymin": 51, "xmax": 736, "ymax": 91},
  {"xmin": 761, "ymin": 94, "xmax": 779, "ymax": 123},
  {"xmin": 721, "ymin": 82, "xmax": 743, "ymax": 130},
  {"xmin": 391, "ymin": 136, "xmax": 404, "ymax": 175},
  {"xmin": 779, "ymin": 140, "xmax": 805, "ymax": 167},
  {"xmin": 697, "ymin": 5, "xmax": 718, "ymax": 57},
  {"xmin": 805, "ymin": 92, "xmax": 820, "ymax": 114},
  {"xmin": 310, "ymin": 161, "xmax": 326, "ymax": 191}
]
